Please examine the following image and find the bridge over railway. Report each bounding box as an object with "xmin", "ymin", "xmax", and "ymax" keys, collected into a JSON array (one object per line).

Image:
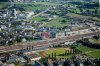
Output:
[{"xmin": 0, "ymin": 31, "xmax": 100, "ymax": 53}]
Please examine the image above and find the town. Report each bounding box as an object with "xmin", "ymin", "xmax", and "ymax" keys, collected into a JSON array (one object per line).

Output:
[{"xmin": 0, "ymin": 0, "xmax": 100, "ymax": 66}]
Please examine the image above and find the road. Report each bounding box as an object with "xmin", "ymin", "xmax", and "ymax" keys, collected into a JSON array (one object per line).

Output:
[
  {"xmin": 28, "ymin": 6, "xmax": 51, "ymax": 20},
  {"xmin": 32, "ymin": 8, "xmax": 51, "ymax": 18},
  {"xmin": 0, "ymin": 31, "xmax": 100, "ymax": 53}
]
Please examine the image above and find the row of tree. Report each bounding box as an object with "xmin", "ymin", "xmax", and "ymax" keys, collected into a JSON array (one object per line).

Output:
[{"xmin": 48, "ymin": 47, "xmax": 82, "ymax": 60}]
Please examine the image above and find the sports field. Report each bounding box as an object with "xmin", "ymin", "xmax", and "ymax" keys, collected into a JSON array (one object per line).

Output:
[
  {"xmin": 41, "ymin": 45, "xmax": 100, "ymax": 59},
  {"xmin": 41, "ymin": 48, "xmax": 72, "ymax": 59}
]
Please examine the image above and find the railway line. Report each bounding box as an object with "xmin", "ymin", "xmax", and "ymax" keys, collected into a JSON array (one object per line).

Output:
[{"xmin": 0, "ymin": 31, "xmax": 100, "ymax": 53}]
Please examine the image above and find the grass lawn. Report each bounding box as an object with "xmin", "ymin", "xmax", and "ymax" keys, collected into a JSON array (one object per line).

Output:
[
  {"xmin": 67, "ymin": 13, "xmax": 89, "ymax": 19},
  {"xmin": 77, "ymin": 45, "xmax": 100, "ymax": 58},
  {"xmin": 56, "ymin": 55, "xmax": 72, "ymax": 59},
  {"xmin": 16, "ymin": 2, "xmax": 61, "ymax": 6},
  {"xmin": 46, "ymin": 48, "xmax": 66, "ymax": 55},
  {"xmin": 24, "ymin": 6, "xmax": 45, "ymax": 11},
  {"xmin": 86, "ymin": 50, "xmax": 100, "ymax": 58},
  {"xmin": 31, "ymin": 16, "xmax": 46, "ymax": 22},
  {"xmin": 16, "ymin": 4, "xmax": 47, "ymax": 11},
  {"xmin": 76, "ymin": 45, "xmax": 95, "ymax": 53},
  {"xmin": 49, "ymin": 17, "xmax": 65, "ymax": 22},
  {"xmin": 49, "ymin": 10, "xmax": 61, "ymax": 13},
  {"xmin": 15, "ymin": 64, "xmax": 22, "ymax": 66},
  {"xmin": 15, "ymin": 2, "xmax": 61, "ymax": 11},
  {"xmin": 34, "ymin": 2, "xmax": 61, "ymax": 6},
  {"xmin": 67, "ymin": 13, "xmax": 100, "ymax": 21},
  {"xmin": 44, "ymin": 48, "xmax": 71, "ymax": 59},
  {"xmin": 41, "ymin": 45, "xmax": 100, "ymax": 59},
  {"xmin": 89, "ymin": 39, "xmax": 100, "ymax": 44},
  {"xmin": 0, "ymin": 2, "xmax": 9, "ymax": 9},
  {"xmin": 43, "ymin": 17, "xmax": 68, "ymax": 27},
  {"xmin": 76, "ymin": 8, "xmax": 81, "ymax": 13},
  {"xmin": 44, "ymin": 22, "xmax": 67, "ymax": 27}
]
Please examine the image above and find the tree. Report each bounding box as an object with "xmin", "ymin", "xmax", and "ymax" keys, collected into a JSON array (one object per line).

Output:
[
  {"xmin": 70, "ymin": 46, "xmax": 76, "ymax": 49},
  {"xmin": 51, "ymin": 53, "xmax": 53, "ymax": 60},
  {"xmin": 83, "ymin": 38, "xmax": 89, "ymax": 42},
  {"xmin": 93, "ymin": 36, "xmax": 99, "ymax": 40},
  {"xmin": 17, "ymin": 50, "xmax": 23, "ymax": 56},
  {"xmin": 54, "ymin": 53, "xmax": 56, "ymax": 59},
  {"xmin": 61, "ymin": 20, "xmax": 67, "ymax": 23},
  {"xmin": 48, "ymin": 54, "xmax": 50, "ymax": 59},
  {"xmin": 97, "ymin": 8, "xmax": 100, "ymax": 15},
  {"xmin": 65, "ymin": 50, "xmax": 67, "ymax": 56}
]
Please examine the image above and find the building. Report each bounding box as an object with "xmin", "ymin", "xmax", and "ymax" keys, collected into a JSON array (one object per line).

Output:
[
  {"xmin": 11, "ymin": 9, "xmax": 17, "ymax": 18},
  {"xmin": 24, "ymin": 51, "xmax": 41, "ymax": 61},
  {"xmin": 0, "ymin": 10, "xmax": 8, "ymax": 18},
  {"xmin": 16, "ymin": 11, "xmax": 34, "ymax": 20},
  {"xmin": 43, "ymin": 32, "xmax": 50, "ymax": 39}
]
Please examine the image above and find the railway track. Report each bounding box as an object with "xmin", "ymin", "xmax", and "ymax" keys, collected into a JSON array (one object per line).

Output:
[{"xmin": 0, "ymin": 31, "xmax": 100, "ymax": 53}]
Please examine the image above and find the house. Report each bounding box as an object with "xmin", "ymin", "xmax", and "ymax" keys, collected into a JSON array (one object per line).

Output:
[
  {"xmin": 74, "ymin": 60, "xmax": 83, "ymax": 66},
  {"xmin": 64, "ymin": 27, "xmax": 94, "ymax": 37},
  {"xmin": 24, "ymin": 51, "xmax": 41, "ymax": 61},
  {"xmin": 53, "ymin": 60, "xmax": 59, "ymax": 66},
  {"xmin": 0, "ymin": 61, "xmax": 4, "ymax": 66},
  {"xmin": 43, "ymin": 61, "xmax": 50, "ymax": 66},
  {"xmin": 42, "ymin": 32, "xmax": 50, "ymax": 39},
  {"xmin": 16, "ymin": 57, "xmax": 27, "ymax": 64},
  {"xmin": 0, "ymin": 10, "xmax": 8, "ymax": 18},
  {"xmin": 6, "ymin": 55, "xmax": 19, "ymax": 63},
  {"xmin": 56, "ymin": 32, "xmax": 65, "ymax": 38},
  {"xmin": 34, "ymin": 32, "xmax": 43, "ymax": 40},
  {"xmin": 48, "ymin": 59, "xmax": 53, "ymax": 66},
  {"xmin": 63, "ymin": 60, "xmax": 70, "ymax": 66},
  {"xmin": 34, "ymin": 61, "xmax": 44, "ymax": 66},
  {"xmin": 16, "ymin": 11, "xmax": 34, "ymax": 20},
  {"xmin": 22, "ymin": 29, "xmax": 35, "ymax": 37},
  {"xmin": 83, "ymin": 59, "xmax": 93, "ymax": 66},
  {"xmin": 94, "ymin": 59, "xmax": 100, "ymax": 66},
  {"xmin": 0, "ymin": 23, "xmax": 7, "ymax": 30},
  {"xmin": 50, "ymin": 31, "xmax": 56, "ymax": 38},
  {"xmin": 58, "ymin": 60, "xmax": 63, "ymax": 66},
  {"xmin": 5, "ymin": 63, "xmax": 15, "ymax": 66}
]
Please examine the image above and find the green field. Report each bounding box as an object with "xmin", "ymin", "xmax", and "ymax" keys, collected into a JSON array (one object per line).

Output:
[
  {"xmin": 86, "ymin": 50, "xmax": 100, "ymax": 58},
  {"xmin": 16, "ymin": 4, "xmax": 46, "ymax": 11},
  {"xmin": 45, "ymin": 48, "xmax": 71, "ymax": 59},
  {"xmin": 31, "ymin": 16, "xmax": 46, "ymax": 22},
  {"xmin": 16, "ymin": 2, "xmax": 61, "ymax": 6},
  {"xmin": 15, "ymin": 2, "xmax": 60, "ymax": 11},
  {"xmin": 76, "ymin": 45, "xmax": 95, "ymax": 53},
  {"xmin": 0, "ymin": 2, "xmax": 9, "ymax": 9},
  {"xmin": 89, "ymin": 39, "xmax": 100, "ymax": 44},
  {"xmin": 34, "ymin": 2, "xmax": 61, "ymax": 6},
  {"xmin": 77, "ymin": 45, "xmax": 100, "ymax": 58},
  {"xmin": 67, "ymin": 13, "xmax": 90, "ymax": 19},
  {"xmin": 43, "ymin": 17, "xmax": 68, "ymax": 27},
  {"xmin": 49, "ymin": 17, "xmax": 65, "ymax": 22},
  {"xmin": 44, "ymin": 22, "xmax": 67, "ymax": 27},
  {"xmin": 15, "ymin": 64, "xmax": 21, "ymax": 66},
  {"xmin": 49, "ymin": 10, "xmax": 61, "ymax": 13},
  {"xmin": 67, "ymin": 13, "xmax": 100, "ymax": 21},
  {"xmin": 30, "ymin": 8, "xmax": 69, "ymax": 27},
  {"xmin": 46, "ymin": 48, "xmax": 66, "ymax": 55}
]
